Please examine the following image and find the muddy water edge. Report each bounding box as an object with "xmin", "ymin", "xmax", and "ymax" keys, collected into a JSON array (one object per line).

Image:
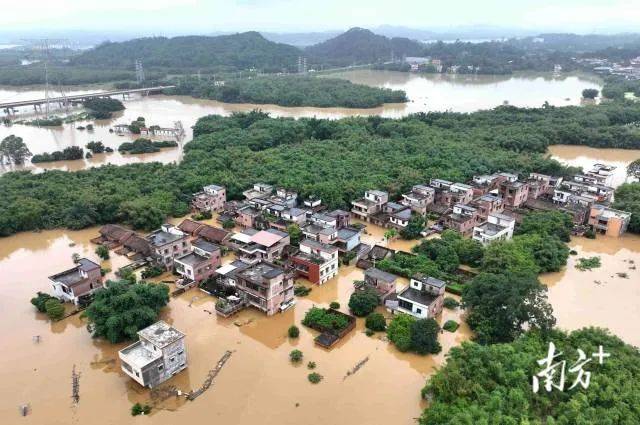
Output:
[{"xmin": 0, "ymin": 223, "xmax": 470, "ymax": 425}]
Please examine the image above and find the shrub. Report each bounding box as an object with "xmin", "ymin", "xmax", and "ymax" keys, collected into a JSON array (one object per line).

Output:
[
  {"xmin": 95, "ymin": 244, "xmax": 110, "ymax": 260},
  {"xmin": 569, "ymin": 249, "xmax": 578, "ymax": 255},
  {"xmin": 348, "ymin": 288, "xmax": 379, "ymax": 317},
  {"xmin": 387, "ymin": 314, "xmax": 415, "ymax": 352},
  {"xmin": 329, "ymin": 301, "xmax": 340, "ymax": 310},
  {"xmin": 308, "ymin": 372, "xmax": 323, "ymax": 384},
  {"xmin": 410, "ymin": 318, "xmax": 442, "ymax": 355},
  {"xmin": 443, "ymin": 320, "xmax": 459, "ymax": 332},
  {"xmin": 365, "ymin": 312, "xmax": 386, "ymax": 332},
  {"xmin": 365, "ymin": 329, "xmax": 375, "ymax": 337},
  {"xmin": 576, "ymin": 256, "xmax": 602, "ymax": 271},
  {"xmin": 141, "ymin": 265, "xmax": 164, "ymax": 279},
  {"xmin": 44, "ymin": 298, "xmax": 65, "ymax": 321},
  {"xmin": 31, "ymin": 292, "xmax": 55, "ymax": 312},
  {"xmin": 443, "ymin": 297, "xmax": 459, "ymax": 310},
  {"xmin": 584, "ymin": 229, "xmax": 596, "ymax": 239},
  {"xmin": 302, "ymin": 307, "xmax": 350, "ymax": 331},
  {"xmin": 288, "ymin": 325, "xmax": 300, "ymax": 338},
  {"xmin": 131, "ymin": 403, "xmax": 151, "ymax": 416},
  {"xmin": 294, "ymin": 285, "xmax": 312, "ymax": 296},
  {"xmin": 222, "ymin": 219, "xmax": 235, "ymax": 229},
  {"xmin": 289, "ymin": 349, "xmax": 303, "ymax": 363},
  {"xmin": 307, "ymin": 361, "xmax": 316, "ymax": 370}
]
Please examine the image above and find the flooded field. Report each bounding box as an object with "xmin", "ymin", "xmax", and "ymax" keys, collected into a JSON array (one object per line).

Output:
[
  {"xmin": 542, "ymin": 234, "xmax": 640, "ymax": 347},
  {"xmin": 548, "ymin": 144, "xmax": 640, "ymax": 188},
  {"xmin": 1, "ymin": 70, "xmax": 600, "ymax": 174},
  {"xmin": 0, "ymin": 222, "xmax": 469, "ymax": 425}
]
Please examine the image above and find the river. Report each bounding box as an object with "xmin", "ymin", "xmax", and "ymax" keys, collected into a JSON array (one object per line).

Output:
[
  {"xmin": 0, "ymin": 70, "xmax": 600, "ymax": 174},
  {"xmin": 0, "ymin": 221, "xmax": 470, "ymax": 425}
]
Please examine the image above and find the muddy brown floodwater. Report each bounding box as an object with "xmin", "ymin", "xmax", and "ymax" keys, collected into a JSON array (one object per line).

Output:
[{"xmin": 0, "ymin": 221, "xmax": 470, "ymax": 425}]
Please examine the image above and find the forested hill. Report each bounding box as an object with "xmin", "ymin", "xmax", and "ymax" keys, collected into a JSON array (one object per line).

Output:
[
  {"xmin": 305, "ymin": 27, "xmax": 425, "ymax": 66},
  {"xmin": 70, "ymin": 32, "xmax": 301, "ymax": 72}
]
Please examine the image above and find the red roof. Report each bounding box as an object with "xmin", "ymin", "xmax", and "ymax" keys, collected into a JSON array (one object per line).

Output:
[{"xmin": 195, "ymin": 224, "xmax": 230, "ymax": 243}]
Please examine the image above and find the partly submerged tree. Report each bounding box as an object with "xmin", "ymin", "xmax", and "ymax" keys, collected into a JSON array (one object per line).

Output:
[
  {"xmin": 0, "ymin": 135, "xmax": 32, "ymax": 164},
  {"xmin": 83, "ymin": 280, "xmax": 169, "ymax": 343}
]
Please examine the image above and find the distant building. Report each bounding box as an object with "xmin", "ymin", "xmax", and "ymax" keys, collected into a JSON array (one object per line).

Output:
[
  {"xmin": 119, "ymin": 321, "xmax": 187, "ymax": 388},
  {"xmin": 395, "ymin": 275, "xmax": 445, "ymax": 319},
  {"xmin": 499, "ymin": 178, "xmax": 529, "ymax": 209},
  {"xmin": 49, "ymin": 258, "xmax": 103, "ymax": 305},
  {"xmin": 442, "ymin": 204, "xmax": 479, "ymax": 236},
  {"xmin": 588, "ymin": 205, "xmax": 631, "ymax": 237},
  {"xmin": 472, "ymin": 213, "xmax": 516, "ymax": 246},
  {"xmin": 192, "ymin": 184, "xmax": 226, "ymax": 213},
  {"xmin": 401, "ymin": 184, "xmax": 435, "ymax": 215}
]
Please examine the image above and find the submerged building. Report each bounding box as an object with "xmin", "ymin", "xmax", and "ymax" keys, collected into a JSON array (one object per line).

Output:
[{"xmin": 118, "ymin": 321, "xmax": 187, "ymax": 388}]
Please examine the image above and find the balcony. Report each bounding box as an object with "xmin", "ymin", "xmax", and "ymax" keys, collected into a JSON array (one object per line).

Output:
[{"xmin": 215, "ymin": 297, "xmax": 246, "ymax": 317}]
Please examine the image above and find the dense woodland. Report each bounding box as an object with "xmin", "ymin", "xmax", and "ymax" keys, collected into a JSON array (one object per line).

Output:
[
  {"xmin": 3, "ymin": 99, "xmax": 640, "ymax": 236},
  {"xmin": 168, "ymin": 75, "xmax": 407, "ymax": 108}
]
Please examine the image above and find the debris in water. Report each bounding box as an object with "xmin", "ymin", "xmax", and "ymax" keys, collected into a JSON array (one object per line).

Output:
[
  {"xmin": 188, "ymin": 296, "xmax": 199, "ymax": 307},
  {"xmin": 594, "ymin": 280, "xmax": 602, "ymax": 285},
  {"xmin": 19, "ymin": 404, "xmax": 30, "ymax": 416},
  {"xmin": 187, "ymin": 350, "xmax": 233, "ymax": 401},
  {"xmin": 344, "ymin": 356, "xmax": 369, "ymax": 380},
  {"xmin": 32, "ymin": 335, "xmax": 41, "ymax": 343},
  {"xmin": 234, "ymin": 318, "xmax": 253, "ymax": 327},
  {"xmin": 617, "ymin": 272, "xmax": 629, "ymax": 279},
  {"xmin": 68, "ymin": 242, "xmax": 76, "ymax": 247},
  {"xmin": 71, "ymin": 365, "xmax": 81, "ymax": 405}
]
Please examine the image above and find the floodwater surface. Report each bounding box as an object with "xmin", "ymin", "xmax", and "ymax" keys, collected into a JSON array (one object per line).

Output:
[
  {"xmin": 1, "ymin": 70, "xmax": 601, "ymax": 174},
  {"xmin": 0, "ymin": 223, "xmax": 470, "ymax": 425}
]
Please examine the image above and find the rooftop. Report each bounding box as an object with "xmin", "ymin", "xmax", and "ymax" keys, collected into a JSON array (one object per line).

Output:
[
  {"xmin": 413, "ymin": 275, "xmax": 446, "ymax": 288},
  {"xmin": 137, "ymin": 321, "xmax": 185, "ymax": 349},
  {"xmin": 192, "ymin": 238, "xmax": 220, "ymax": 253},
  {"xmin": 251, "ymin": 229, "xmax": 288, "ymax": 247},
  {"xmin": 119, "ymin": 340, "xmax": 162, "ymax": 369},
  {"xmin": 301, "ymin": 238, "xmax": 338, "ymax": 253},
  {"xmin": 176, "ymin": 252, "xmax": 210, "ymax": 267},
  {"xmin": 238, "ymin": 262, "xmax": 284, "ymax": 282},
  {"xmin": 365, "ymin": 267, "xmax": 397, "ymax": 283},
  {"xmin": 49, "ymin": 258, "xmax": 100, "ymax": 288},
  {"xmin": 146, "ymin": 226, "xmax": 186, "ymax": 247},
  {"xmin": 475, "ymin": 221, "xmax": 508, "ymax": 236},
  {"xmin": 337, "ymin": 227, "xmax": 359, "ymax": 241},
  {"xmin": 398, "ymin": 286, "xmax": 439, "ymax": 307}
]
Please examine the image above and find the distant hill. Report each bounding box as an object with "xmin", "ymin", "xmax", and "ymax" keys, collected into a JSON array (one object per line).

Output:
[
  {"xmin": 304, "ymin": 27, "xmax": 426, "ymax": 66},
  {"xmin": 261, "ymin": 31, "xmax": 341, "ymax": 47},
  {"xmin": 71, "ymin": 32, "xmax": 302, "ymax": 72}
]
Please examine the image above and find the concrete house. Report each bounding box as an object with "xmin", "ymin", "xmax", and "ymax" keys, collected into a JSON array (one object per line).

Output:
[
  {"xmin": 400, "ymin": 184, "xmax": 435, "ymax": 215},
  {"xmin": 499, "ymin": 178, "xmax": 529, "ymax": 209},
  {"xmin": 174, "ymin": 239, "xmax": 222, "ymax": 284},
  {"xmin": 291, "ymin": 239, "xmax": 339, "ymax": 285},
  {"xmin": 335, "ymin": 227, "xmax": 362, "ymax": 253},
  {"xmin": 442, "ymin": 204, "xmax": 479, "ymax": 236},
  {"xmin": 472, "ymin": 193, "xmax": 504, "ymax": 220},
  {"xmin": 234, "ymin": 229, "xmax": 290, "ymax": 264},
  {"xmin": 327, "ymin": 209, "xmax": 351, "ymax": 229},
  {"xmin": 586, "ymin": 164, "xmax": 616, "ymax": 186},
  {"xmin": 118, "ymin": 321, "xmax": 187, "ymax": 388},
  {"xmin": 235, "ymin": 205, "xmax": 262, "ymax": 229},
  {"xmin": 396, "ymin": 275, "xmax": 445, "ymax": 319},
  {"xmin": 234, "ymin": 262, "xmax": 295, "ymax": 315},
  {"xmin": 192, "ymin": 184, "xmax": 226, "ymax": 213},
  {"xmin": 472, "ymin": 213, "xmax": 516, "ymax": 246},
  {"xmin": 146, "ymin": 224, "xmax": 191, "ymax": 270},
  {"xmin": 351, "ymin": 190, "xmax": 389, "ymax": 222},
  {"xmin": 243, "ymin": 183, "xmax": 274, "ymax": 200},
  {"xmin": 303, "ymin": 223, "xmax": 338, "ymax": 245},
  {"xmin": 363, "ymin": 268, "xmax": 398, "ymax": 302},
  {"xmin": 588, "ymin": 205, "xmax": 631, "ymax": 237},
  {"xmin": 49, "ymin": 258, "xmax": 103, "ymax": 305},
  {"xmin": 431, "ymin": 180, "xmax": 474, "ymax": 208}
]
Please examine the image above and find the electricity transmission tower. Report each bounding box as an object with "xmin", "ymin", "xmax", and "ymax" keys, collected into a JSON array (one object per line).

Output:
[
  {"xmin": 21, "ymin": 38, "xmax": 69, "ymax": 117},
  {"xmin": 135, "ymin": 59, "xmax": 145, "ymax": 85}
]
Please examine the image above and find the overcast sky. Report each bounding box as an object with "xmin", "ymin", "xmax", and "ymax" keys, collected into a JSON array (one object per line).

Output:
[{"xmin": 0, "ymin": 0, "xmax": 638, "ymax": 35}]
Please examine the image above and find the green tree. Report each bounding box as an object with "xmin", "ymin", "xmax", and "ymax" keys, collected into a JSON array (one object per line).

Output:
[
  {"xmin": 83, "ymin": 280, "xmax": 169, "ymax": 343},
  {"xmin": 287, "ymin": 325, "xmax": 300, "ymax": 338},
  {"xmin": 613, "ymin": 182, "xmax": 640, "ymax": 233},
  {"xmin": 481, "ymin": 240, "xmax": 539, "ymax": 275},
  {"xmin": 0, "ymin": 135, "xmax": 32, "ymax": 164},
  {"xmin": 348, "ymin": 288, "xmax": 379, "ymax": 317},
  {"xmin": 384, "ymin": 228, "xmax": 398, "ymax": 244},
  {"xmin": 31, "ymin": 292, "xmax": 55, "ymax": 313},
  {"xmin": 287, "ymin": 223, "xmax": 302, "ymax": 246},
  {"xmin": 400, "ymin": 215, "xmax": 425, "ymax": 240},
  {"xmin": 512, "ymin": 233, "xmax": 569, "ymax": 272},
  {"xmin": 95, "ymin": 245, "xmax": 110, "ymax": 260},
  {"xmin": 289, "ymin": 349, "xmax": 303, "ymax": 363},
  {"xmin": 44, "ymin": 298, "xmax": 65, "ymax": 321},
  {"xmin": 462, "ymin": 272, "xmax": 555, "ymax": 344},
  {"xmin": 516, "ymin": 211, "xmax": 573, "ymax": 242},
  {"xmin": 118, "ymin": 198, "xmax": 165, "ymax": 231},
  {"xmin": 582, "ymin": 88, "xmax": 599, "ymax": 99},
  {"xmin": 365, "ymin": 312, "xmax": 387, "ymax": 331},
  {"xmin": 410, "ymin": 318, "xmax": 442, "ymax": 355},
  {"xmin": 387, "ymin": 314, "xmax": 415, "ymax": 352}
]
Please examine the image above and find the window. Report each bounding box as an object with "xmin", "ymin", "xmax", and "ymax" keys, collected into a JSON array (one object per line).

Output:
[
  {"xmin": 416, "ymin": 308, "xmax": 422, "ymax": 314},
  {"xmin": 170, "ymin": 356, "xmax": 176, "ymax": 362},
  {"xmin": 178, "ymin": 350, "xmax": 184, "ymax": 356},
  {"xmin": 135, "ymin": 371, "xmax": 139, "ymax": 377},
  {"xmin": 158, "ymin": 364, "xmax": 164, "ymax": 371}
]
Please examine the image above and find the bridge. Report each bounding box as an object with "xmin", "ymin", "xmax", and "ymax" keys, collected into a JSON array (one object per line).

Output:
[{"xmin": 0, "ymin": 85, "xmax": 175, "ymax": 113}]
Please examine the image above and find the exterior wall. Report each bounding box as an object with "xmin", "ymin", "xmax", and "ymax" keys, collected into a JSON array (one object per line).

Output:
[
  {"xmin": 500, "ymin": 183, "xmax": 529, "ymax": 208},
  {"xmin": 175, "ymin": 252, "xmax": 221, "ymax": 283},
  {"xmin": 363, "ymin": 275, "xmax": 396, "ymax": 299},
  {"xmin": 235, "ymin": 211, "xmax": 257, "ymax": 228},
  {"xmin": 193, "ymin": 189, "xmax": 226, "ymax": 212},
  {"xmin": 158, "ymin": 339, "xmax": 187, "ymax": 385},
  {"xmin": 292, "ymin": 257, "xmax": 320, "ymax": 284},
  {"xmin": 50, "ymin": 267, "xmax": 103, "ymax": 304},
  {"xmin": 154, "ymin": 238, "xmax": 191, "ymax": 270}
]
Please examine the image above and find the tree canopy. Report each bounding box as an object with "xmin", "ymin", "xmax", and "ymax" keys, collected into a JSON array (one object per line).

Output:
[
  {"xmin": 83, "ymin": 280, "xmax": 170, "ymax": 343},
  {"xmin": 0, "ymin": 135, "xmax": 32, "ymax": 165}
]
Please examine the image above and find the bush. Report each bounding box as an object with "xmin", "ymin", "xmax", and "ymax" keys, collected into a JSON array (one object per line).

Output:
[
  {"xmin": 576, "ymin": 256, "xmax": 602, "ymax": 271},
  {"xmin": 131, "ymin": 403, "xmax": 151, "ymax": 416},
  {"xmin": 410, "ymin": 318, "xmax": 442, "ymax": 355},
  {"xmin": 31, "ymin": 292, "xmax": 55, "ymax": 312},
  {"xmin": 222, "ymin": 219, "xmax": 235, "ymax": 229},
  {"xmin": 569, "ymin": 249, "xmax": 578, "ymax": 255},
  {"xmin": 365, "ymin": 329, "xmax": 375, "ymax": 337},
  {"xmin": 294, "ymin": 285, "xmax": 312, "ymax": 296},
  {"xmin": 584, "ymin": 229, "xmax": 596, "ymax": 239},
  {"xmin": 95, "ymin": 244, "xmax": 110, "ymax": 260},
  {"xmin": 44, "ymin": 298, "xmax": 65, "ymax": 321},
  {"xmin": 329, "ymin": 301, "xmax": 340, "ymax": 310},
  {"xmin": 307, "ymin": 361, "xmax": 316, "ymax": 370},
  {"xmin": 365, "ymin": 312, "xmax": 386, "ymax": 332},
  {"xmin": 443, "ymin": 297, "xmax": 460, "ymax": 310},
  {"xmin": 443, "ymin": 320, "xmax": 459, "ymax": 332},
  {"xmin": 387, "ymin": 314, "xmax": 415, "ymax": 352},
  {"xmin": 307, "ymin": 372, "xmax": 323, "ymax": 384},
  {"xmin": 302, "ymin": 307, "xmax": 350, "ymax": 331},
  {"xmin": 348, "ymin": 288, "xmax": 379, "ymax": 317},
  {"xmin": 141, "ymin": 265, "xmax": 164, "ymax": 279},
  {"xmin": 288, "ymin": 325, "xmax": 300, "ymax": 338},
  {"xmin": 86, "ymin": 141, "xmax": 105, "ymax": 154},
  {"xmin": 289, "ymin": 349, "xmax": 303, "ymax": 363}
]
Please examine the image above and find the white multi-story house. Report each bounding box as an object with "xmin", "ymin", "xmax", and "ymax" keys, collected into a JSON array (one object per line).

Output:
[
  {"xmin": 291, "ymin": 239, "xmax": 339, "ymax": 285},
  {"xmin": 118, "ymin": 321, "xmax": 187, "ymax": 388},
  {"xmin": 395, "ymin": 275, "xmax": 446, "ymax": 319},
  {"xmin": 472, "ymin": 213, "xmax": 516, "ymax": 246}
]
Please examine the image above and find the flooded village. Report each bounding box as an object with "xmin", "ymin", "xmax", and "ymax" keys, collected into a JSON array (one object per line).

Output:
[{"xmin": 2, "ymin": 144, "xmax": 639, "ymax": 423}]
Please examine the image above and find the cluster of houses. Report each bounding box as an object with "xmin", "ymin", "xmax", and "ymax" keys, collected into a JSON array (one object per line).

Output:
[
  {"xmin": 579, "ymin": 56, "xmax": 640, "ymax": 79},
  {"xmin": 45, "ymin": 168, "xmax": 631, "ymax": 388}
]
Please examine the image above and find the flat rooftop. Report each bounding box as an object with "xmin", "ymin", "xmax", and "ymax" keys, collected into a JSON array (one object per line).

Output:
[
  {"xmin": 398, "ymin": 286, "xmax": 439, "ymax": 307},
  {"xmin": 176, "ymin": 252, "xmax": 210, "ymax": 267},
  {"xmin": 119, "ymin": 340, "xmax": 162, "ymax": 369},
  {"xmin": 138, "ymin": 321, "xmax": 185, "ymax": 349},
  {"xmin": 147, "ymin": 227, "xmax": 185, "ymax": 247}
]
